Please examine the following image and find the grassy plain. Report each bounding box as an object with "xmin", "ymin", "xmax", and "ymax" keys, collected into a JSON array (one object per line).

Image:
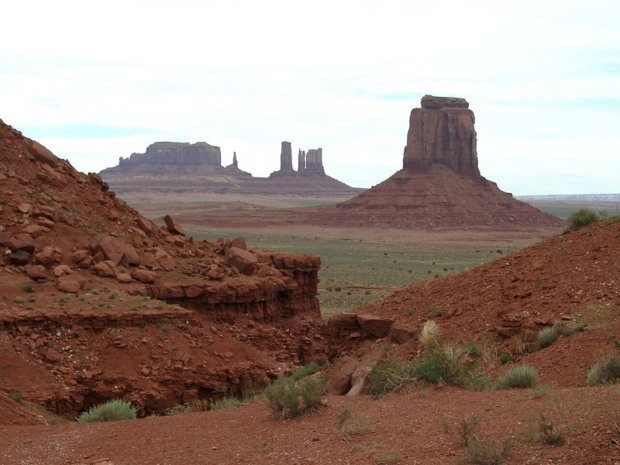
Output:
[{"xmin": 190, "ymin": 229, "xmax": 518, "ymax": 319}]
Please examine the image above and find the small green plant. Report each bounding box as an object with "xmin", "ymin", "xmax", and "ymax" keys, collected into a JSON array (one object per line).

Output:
[
  {"xmin": 587, "ymin": 354, "xmax": 620, "ymax": 386},
  {"xmin": 108, "ymin": 293, "xmax": 117, "ymax": 300},
  {"xmin": 467, "ymin": 342, "xmax": 483, "ymax": 358},
  {"xmin": 499, "ymin": 353, "xmax": 512, "ymax": 364},
  {"xmin": 459, "ymin": 437, "xmax": 511, "ymax": 465},
  {"xmin": 22, "ymin": 285, "xmax": 35, "ymax": 293},
  {"xmin": 538, "ymin": 414, "xmax": 564, "ymax": 445},
  {"xmin": 90, "ymin": 289, "xmax": 99, "ymax": 295},
  {"xmin": 264, "ymin": 376, "xmax": 325, "ymax": 419},
  {"xmin": 456, "ymin": 413, "xmax": 483, "ymax": 446},
  {"xmin": 567, "ymin": 208, "xmax": 598, "ymax": 230},
  {"xmin": 290, "ymin": 362, "xmax": 319, "ymax": 381},
  {"xmin": 9, "ymin": 391, "xmax": 23, "ymax": 403},
  {"xmin": 77, "ymin": 399, "xmax": 138, "ymax": 423},
  {"xmin": 337, "ymin": 408, "xmax": 372, "ymax": 440},
  {"xmin": 495, "ymin": 365, "xmax": 538, "ymax": 390},
  {"xmin": 535, "ymin": 325, "xmax": 560, "ymax": 350},
  {"xmin": 14, "ymin": 296, "xmax": 24, "ymax": 304}
]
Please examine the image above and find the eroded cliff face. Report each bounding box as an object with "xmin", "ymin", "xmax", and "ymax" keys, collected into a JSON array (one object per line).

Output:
[{"xmin": 403, "ymin": 95, "xmax": 479, "ymax": 177}]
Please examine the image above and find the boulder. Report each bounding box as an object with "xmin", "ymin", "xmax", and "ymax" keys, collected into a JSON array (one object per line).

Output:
[
  {"xmin": 356, "ymin": 314, "xmax": 394, "ymax": 338},
  {"xmin": 93, "ymin": 235, "xmax": 140, "ymax": 266},
  {"xmin": 389, "ymin": 325, "xmax": 418, "ymax": 344},
  {"xmin": 25, "ymin": 264, "xmax": 47, "ymax": 281},
  {"xmin": 57, "ymin": 275, "xmax": 85, "ymax": 293},
  {"xmin": 225, "ymin": 247, "xmax": 258, "ymax": 276},
  {"xmin": 29, "ymin": 140, "xmax": 58, "ymax": 167},
  {"xmin": 8, "ymin": 251, "xmax": 31, "ymax": 265},
  {"xmin": 6, "ymin": 234, "xmax": 35, "ymax": 253},
  {"xmin": 92, "ymin": 260, "xmax": 118, "ymax": 278},
  {"xmin": 163, "ymin": 215, "xmax": 183, "ymax": 235},
  {"xmin": 327, "ymin": 356, "xmax": 359, "ymax": 395},
  {"xmin": 347, "ymin": 364, "xmax": 373, "ymax": 396},
  {"xmin": 154, "ymin": 249, "xmax": 175, "ymax": 271},
  {"xmin": 116, "ymin": 273, "xmax": 133, "ymax": 283},
  {"xmin": 34, "ymin": 246, "xmax": 62, "ymax": 267},
  {"xmin": 131, "ymin": 268, "xmax": 157, "ymax": 283}
]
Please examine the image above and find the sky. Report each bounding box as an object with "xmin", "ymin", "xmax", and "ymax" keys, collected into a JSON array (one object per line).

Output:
[{"xmin": 1, "ymin": 0, "xmax": 619, "ymax": 196}]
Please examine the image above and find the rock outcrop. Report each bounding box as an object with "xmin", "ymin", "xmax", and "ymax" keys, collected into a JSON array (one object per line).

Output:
[
  {"xmin": 279, "ymin": 141, "xmax": 294, "ymax": 172},
  {"xmin": 299, "ymin": 148, "xmax": 325, "ymax": 176}
]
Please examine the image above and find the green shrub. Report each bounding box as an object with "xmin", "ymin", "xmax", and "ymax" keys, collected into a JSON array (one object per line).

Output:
[
  {"xmin": 538, "ymin": 414, "xmax": 564, "ymax": 445},
  {"xmin": 587, "ymin": 354, "xmax": 620, "ymax": 386},
  {"xmin": 567, "ymin": 208, "xmax": 598, "ymax": 230},
  {"xmin": 22, "ymin": 285, "xmax": 35, "ymax": 293},
  {"xmin": 77, "ymin": 399, "xmax": 137, "ymax": 423},
  {"xmin": 368, "ymin": 356, "xmax": 412, "ymax": 395},
  {"xmin": 535, "ymin": 325, "xmax": 560, "ymax": 350},
  {"xmin": 290, "ymin": 362, "xmax": 319, "ymax": 381},
  {"xmin": 495, "ymin": 365, "xmax": 538, "ymax": 390},
  {"xmin": 499, "ymin": 353, "xmax": 511, "ymax": 364},
  {"xmin": 9, "ymin": 391, "xmax": 23, "ymax": 403},
  {"xmin": 264, "ymin": 376, "xmax": 325, "ymax": 419}
]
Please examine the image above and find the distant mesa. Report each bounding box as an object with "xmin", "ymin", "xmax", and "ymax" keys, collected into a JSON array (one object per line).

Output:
[{"xmin": 100, "ymin": 140, "xmax": 358, "ymax": 197}]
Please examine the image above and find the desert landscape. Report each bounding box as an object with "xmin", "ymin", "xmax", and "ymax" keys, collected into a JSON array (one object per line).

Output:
[{"xmin": 1, "ymin": 94, "xmax": 620, "ymax": 465}]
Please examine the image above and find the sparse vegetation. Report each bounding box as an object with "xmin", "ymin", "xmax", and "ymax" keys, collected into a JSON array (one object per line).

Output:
[
  {"xmin": 372, "ymin": 450, "xmax": 403, "ymax": 464},
  {"xmin": 456, "ymin": 413, "xmax": 484, "ymax": 446},
  {"xmin": 211, "ymin": 397, "xmax": 244, "ymax": 410},
  {"xmin": 535, "ymin": 325, "xmax": 560, "ymax": 350},
  {"xmin": 77, "ymin": 399, "xmax": 138, "ymax": 423},
  {"xmin": 567, "ymin": 208, "xmax": 598, "ymax": 230},
  {"xmin": 9, "ymin": 391, "xmax": 23, "ymax": 403},
  {"xmin": 538, "ymin": 414, "xmax": 565, "ymax": 445},
  {"xmin": 587, "ymin": 354, "xmax": 620, "ymax": 386},
  {"xmin": 22, "ymin": 285, "xmax": 35, "ymax": 293},
  {"xmin": 458, "ymin": 437, "xmax": 511, "ymax": 465},
  {"xmin": 495, "ymin": 366, "xmax": 538, "ymax": 390},
  {"xmin": 264, "ymin": 375, "xmax": 326, "ymax": 419}
]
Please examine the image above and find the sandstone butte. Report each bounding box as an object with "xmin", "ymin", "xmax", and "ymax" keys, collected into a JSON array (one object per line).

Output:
[
  {"xmin": 0, "ymin": 117, "xmax": 329, "ymax": 419},
  {"xmin": 100, "ymin": 139, "xmax": 360, "ymax": 197},
  {"xmin": 331, "ymin": 95, "xmax": 566, "ymax": 229}
]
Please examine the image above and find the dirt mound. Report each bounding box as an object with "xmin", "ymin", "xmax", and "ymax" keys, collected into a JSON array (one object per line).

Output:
[
  {"xmin": 332, "ymin": 217, "xmax": 620, "ymax": 386},
  {"xmin": 0, "ymin": 118, "xmax": 327, "ymax": 421}
]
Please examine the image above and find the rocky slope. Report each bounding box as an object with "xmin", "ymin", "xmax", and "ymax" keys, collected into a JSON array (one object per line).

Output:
[{"xmin": 0, "ymin": 118, "xmax": 327, "ymax": 421}]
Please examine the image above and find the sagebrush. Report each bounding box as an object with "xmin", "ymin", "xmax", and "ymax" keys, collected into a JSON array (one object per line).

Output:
[
  {"xmin": 495, "ymin": 365, "xmax": 538, "ymax": 390},
  {"xmin": 77, "ymin": 399, "xmax": 137, "ymax": 423},
  {"xmin": 264, "ymin": 375, "xmax": 325, "ymax": 419}
]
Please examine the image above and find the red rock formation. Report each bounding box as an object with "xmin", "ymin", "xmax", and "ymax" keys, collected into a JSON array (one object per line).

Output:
[
  {"xmin": 279, "ymin": 141, "xmax": 294, "ymax": 172},
  {"xmin": 0, "ymin": 117, "xmax": 327, "ymax": 418},
  {"xmin": 403, "ymin": 95, "xmax": 479, "ymax": 177},
  {"xmin": 332, "ymin": 95, "xmax": 565, "ymax": 230},
  {"xmin": 301, "ymin": 148, "xmax": 325, "ymax": 176}
]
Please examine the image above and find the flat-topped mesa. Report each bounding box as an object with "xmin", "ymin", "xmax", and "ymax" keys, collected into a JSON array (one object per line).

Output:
[
  {"xmin": 119, "ymin": 142, "xmax": 222, "ymax": 167},
  {"xmin": 280, "ymin": 141, "xmax": 294, "ymax": 171},
  {"xmin": 403, "ymin": 95, "xmax": 479, "ymax": 178},
  {"xmin": 301, "ymin": 148, "xmax": 325, "ymax": 176}
]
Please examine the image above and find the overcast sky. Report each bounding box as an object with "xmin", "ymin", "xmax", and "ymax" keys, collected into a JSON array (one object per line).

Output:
[{"xmin": 1, "ymin": 0, "xmax": 618, "ymax": 195}]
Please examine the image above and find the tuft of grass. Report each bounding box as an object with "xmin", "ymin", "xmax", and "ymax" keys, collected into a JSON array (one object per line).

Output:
[
  {"xmin": 211, "ymin": 397, "xmax": 244, "ymax": 410},
  {"xmin": 14, "ymin": 297, "xmax": 24, "ymax": 304},
  {"xmin": 587, "ymin": 354, "xmax": 620, "ymax": 386},
  {"xmin": 372, "ymin": 450, "xmax": 403, "ymax": 464},
  {"xmin": 290, "ymin": 362, "xmax": 319, "ymax": 381},
  {"xmin": 77, "ymin": 399, "xmax": 137, "ymax": 423},
  {"xmin": 499, "ymin": 353, "xmax": 511, "ymax": 364},
  {"xmin": 567, "ymin": 208, "xmax": 598, "ymax": 230},
  {"xmin": 368, "ymin": 356, "xmax": 411, "ymax": 395},
  {"xmin": 22, "ymin": 285, "xmax": 35, "ymax": 293},
  {"xmin": 337, "ymin": 408, "xmax": 373, "ymax": 440},
  {"xmin": 264, "ymin": 375, "xmax": 325, "ymax": 419},
  {"xmin": 538, "ymin": 414, "xmax": 565, "ymax": 445},
  {"xmin": 495, "ymin": 365, "xmax": 539, "ymax": 390},
  {"xmin": 535, "ymin": 325, "xmax": 560, "ymax": 350},
  {"xmin": 9, "ymin": 391, "xmax": 23, "ymax": 403},
  {"xmin": 456, "ymin": 413, "xmax": 484, "ymax": 446},
  {"xmin": 419, "ymin": 320, "xmax": 440, "ymax": 347},
  {"xmin": 459, "ymin": 437, "xmax": 511, "ymax": 465}
]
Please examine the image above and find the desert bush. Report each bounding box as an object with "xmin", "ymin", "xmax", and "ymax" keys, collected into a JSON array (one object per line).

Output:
[
  {"xmin": 337, "ymin": 408, "xmax": 373, "ymax": 440},
  {"xmin": 456, "ymin": 413, "xmax": 483, "ymax": 446},
  {"xmin": 567, "ymin": 208, "xmax": 598, "ymax": 230},
  {"xmin": 538, "ymin": 414, "xmax": 564, "ymax": 445},
  {"xmin": 368, "ymin": 356, "xmax": 412, "ymax": 395},
  {"xmin": 587, "ymin": 354, "xmax": 620, "ymax": 386},
  {"xmin": 495, "ymin": 365, "xmax": 538, "ymax": 390},
  {"xmin": 458, "ymin": 437, "xmax": 511, "ymax": 465},
  {"xmin": 419, "ymin": 320, "xmax": 440, "ymax": 347},
  {"xmin": 535, "ymin": 325, "xmax": 560, "ymax": 350},
  {"xmin": 264, "ymin": 375, "xmax": 325, "ymax": 419},
  {"xmin": 290, "ymin": 362, "xmax": 319, "ymax": 381},
  {"xmin": 372, "ymin": 450, "xmax": 403, "ymax": 464},
  {"xmin": 77, "ymin": 399, "xmax": 137, "ymax": 423}
]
